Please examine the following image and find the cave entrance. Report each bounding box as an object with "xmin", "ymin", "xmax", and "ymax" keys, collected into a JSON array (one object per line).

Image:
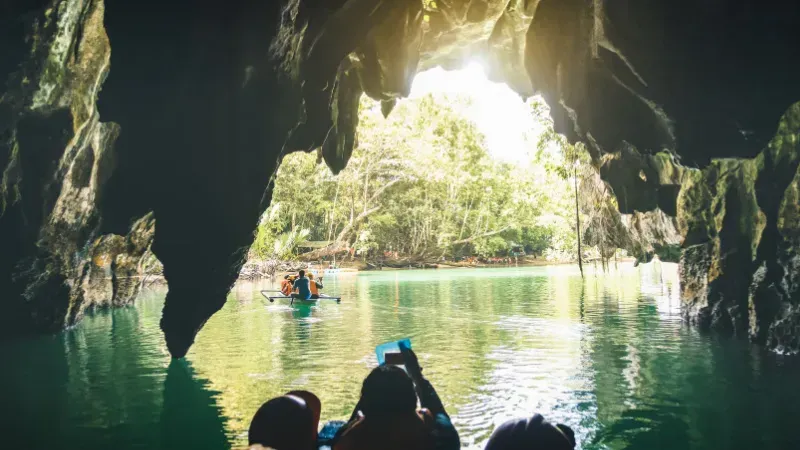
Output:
[{"xmin": 244, "ymin": 65, "xmax": 628, "ymax": 276}]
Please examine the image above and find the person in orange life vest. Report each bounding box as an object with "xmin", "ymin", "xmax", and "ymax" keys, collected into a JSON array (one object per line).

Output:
[
  {"xmin": 280, "ymin": 274, "xmax": 296, "ymax": 296},
  {"xmin": 307, "ymin": 273, "xmax": 324, "ymax": 299}
]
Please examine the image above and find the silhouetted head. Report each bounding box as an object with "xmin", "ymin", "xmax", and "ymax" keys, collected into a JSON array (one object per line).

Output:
[
  {"xmin": 284, "ymin": 274, "xmax": 291, "ymax": 280},
  {"xmin": 287, "ymin": 390, "xmax": 321, "ymax": 440},
  {"xmin": 360, "ymin": 365, "xmax": 417, "ymax": 419},
  {"xmin": 298, "ymin": 269, "xmax": 305, "ymax": 278},
  {"xmin": 484, "ymin": 414, "xmax": 575, "ymax": 450},
  {"xmin": 248, "ymin": 394, "xmax": 317, "ymax": 450}
]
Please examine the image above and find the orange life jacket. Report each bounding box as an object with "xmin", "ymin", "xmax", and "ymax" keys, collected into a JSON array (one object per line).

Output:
[
  {"xmin": 281, "ymin": 278, "xmax": 293, "ymax": 296},
  {"xmin": 309, "ymin": 280, "xmax": 319, "ymax": 296}
]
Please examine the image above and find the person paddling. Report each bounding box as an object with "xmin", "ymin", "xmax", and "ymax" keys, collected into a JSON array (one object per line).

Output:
[
  {"xmin": 308, "ymin": 273, "xmax": 324, "ymax": 299},
  {"xmin": 291, "ymin": 270, "xmax": 312, "ymax": 300}
]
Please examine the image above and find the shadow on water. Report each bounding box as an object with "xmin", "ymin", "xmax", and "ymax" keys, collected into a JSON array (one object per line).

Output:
[
  {"xmin": 590, "ymin": 404, "xmax": 692, "ymax": 450},
  {"xmin": 0, "ymin": 294, "xmax": 232, "ymax": 450},
  {"xmin": 0, "ymin": 333, "xmax": 69, "ymax": 448},
  {"xmin": 161, "ymin": 359, "xmax": 230, "ymax": 450}
]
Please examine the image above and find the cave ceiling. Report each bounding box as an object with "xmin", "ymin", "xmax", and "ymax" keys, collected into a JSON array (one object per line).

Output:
[
  {"xmin": 2, "ymin": 0, "xmax": 800, "ymax": 357},
  {"xmin": 290, "ymin": 0, "xmax": 800, "ymax": 174}
]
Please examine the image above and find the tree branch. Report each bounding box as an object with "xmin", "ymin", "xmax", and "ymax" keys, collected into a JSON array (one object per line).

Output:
[
  {"xmin": 335, "ymin": 205, "xmax": 381, "ymax": 242},
  {"xmin": 450, "ymin": 226, "xmax": 511, "ymax": 245},
  {"xmin": 367, "ymin": 177, "xmax": 401, "ymax": 203}
]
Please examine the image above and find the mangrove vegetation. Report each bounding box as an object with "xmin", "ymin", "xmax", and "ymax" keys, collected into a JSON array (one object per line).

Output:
[{"xmin": 249, "ymin": 91, "xmax": 626, "ymax": 269}]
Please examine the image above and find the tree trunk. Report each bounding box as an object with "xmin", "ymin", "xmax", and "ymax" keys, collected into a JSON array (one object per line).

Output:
[
  {"xmin": 451, "ymin": 226, "xmax": 511, "ymax": 245},
  {"xmin": 327, "ymin": 177, "xmax": 341, "ymax": 243},
  {"xmin": 362, "ymin": 164, "xmax": 370, "ymax": 216},
  {"xmin": 575, "ymin": 164, "xmax": 583, "ymax": 278},
  {"xmin": 321, "ymin": 178, "xmax": 401, "ymax": 248},
  {"xmin": 336, "ymin": 205, "xmax": 380, "ymax": 242},
  {"xmin": 458, "ymin": 195, "xmax": 473, "ymax": 240}
]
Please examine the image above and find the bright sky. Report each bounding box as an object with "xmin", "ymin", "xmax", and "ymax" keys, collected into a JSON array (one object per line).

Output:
[{"xmin": 408, "ymin": 62, "xmax": 547, "ymax": 163}]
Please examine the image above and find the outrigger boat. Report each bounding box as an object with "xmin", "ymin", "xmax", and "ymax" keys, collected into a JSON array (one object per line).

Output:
[{"xmin": 260, "ymin": 290, "xmax": 341, "ymax": 306}]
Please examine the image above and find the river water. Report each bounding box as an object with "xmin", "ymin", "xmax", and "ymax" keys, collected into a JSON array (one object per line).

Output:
[{"xmin": 2, "ymin": 263, "xmax": 800, "ymax": 449}]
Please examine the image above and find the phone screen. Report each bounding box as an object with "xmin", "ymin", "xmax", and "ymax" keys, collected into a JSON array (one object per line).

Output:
[{"xmin": 383, "ymin": 351, "xmax": 404, "ymax": 365}]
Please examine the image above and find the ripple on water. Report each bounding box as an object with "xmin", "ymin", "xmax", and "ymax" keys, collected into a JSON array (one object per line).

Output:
[{"xmin": 3, "ymin": 265, "xmax": 800, "ymax": 450}]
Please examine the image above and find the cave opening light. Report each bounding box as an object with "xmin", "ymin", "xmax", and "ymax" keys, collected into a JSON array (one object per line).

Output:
[{"xmin": 407, "ymin": 61, "xmax": 552, "ymax": 163}]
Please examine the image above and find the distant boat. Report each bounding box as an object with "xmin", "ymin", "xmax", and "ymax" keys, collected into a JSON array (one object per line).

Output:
[
  {"xmin": 322, "ymin": 267, "xmax": 358, "ymax": 275},
  {"xmin": 260, "ymin": 290, "xmax": 341, "ymax": 305}
]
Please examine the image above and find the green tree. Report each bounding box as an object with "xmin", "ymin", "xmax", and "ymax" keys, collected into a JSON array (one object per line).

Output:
[{"xmin": 252, "ymin": 92, "xmax": 622, "ymax": 265}]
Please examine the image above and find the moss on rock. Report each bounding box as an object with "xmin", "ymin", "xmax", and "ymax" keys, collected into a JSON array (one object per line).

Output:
[
  {"xmin": 679, "ymin": 103, "xmax": 800, "ymax": 350},
  {"xmin": 0, "ymin": 0, "xmax": 154, "ymax": 338}
]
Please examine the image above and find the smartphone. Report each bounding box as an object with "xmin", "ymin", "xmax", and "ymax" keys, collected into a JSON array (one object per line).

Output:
[
  {"xmin": 375, "ymin": 338, "xmax": 411, "ymax": 365},
  {"xmin": 383, "ymin": 351, "xmax": 405, "ymax": 365}
]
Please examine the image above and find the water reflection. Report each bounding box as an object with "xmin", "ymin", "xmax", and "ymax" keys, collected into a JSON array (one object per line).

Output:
[
  {"xmin": 2, "ymin": 263, "xmax": 800, "ymax": 450},
  {"xmin": 0, "ymin": 297, "xmax": 229, "ymax": 450},
  {"xmin": 161, "ymin": 359, "xmax": 229, "ymax": 450},
  {"xmin": 185, "ymin": 264, "xmax": 695, "ymax": 448}
]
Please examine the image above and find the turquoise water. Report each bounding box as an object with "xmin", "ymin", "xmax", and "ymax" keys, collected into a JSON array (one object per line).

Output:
[{"xmin": 2, "ymin": 263, "xmax": 800, "ymax": 449}]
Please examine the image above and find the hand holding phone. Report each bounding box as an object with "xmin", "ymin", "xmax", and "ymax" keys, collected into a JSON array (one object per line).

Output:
[
  {"xmin": 398, "ymin": 341, "xmax": 422, "ymax": 379},
  {"xmin": 376, "ymin": 339, "xmax": 411, "ymax": 366}
]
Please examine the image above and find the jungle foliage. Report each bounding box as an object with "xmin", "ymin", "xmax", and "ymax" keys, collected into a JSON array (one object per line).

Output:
[{"xmin": 252, "ymin": 93, "xmax": 624, "ymax": 263}]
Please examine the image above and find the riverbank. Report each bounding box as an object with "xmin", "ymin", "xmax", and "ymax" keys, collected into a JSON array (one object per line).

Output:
[{"xmin": 240, "ymin": 256, "xmax": 639, "ymax": 278}]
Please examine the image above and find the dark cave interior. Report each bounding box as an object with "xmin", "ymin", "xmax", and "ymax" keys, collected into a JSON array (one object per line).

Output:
[{"xmin": 1, "ymin": 0, "xmax": 799, "ymax": 357}]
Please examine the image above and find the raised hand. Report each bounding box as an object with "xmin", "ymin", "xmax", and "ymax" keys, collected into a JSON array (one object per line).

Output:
[{"xmin": 398, "ymin": 341, "xmax": 422, "ymax": 380}]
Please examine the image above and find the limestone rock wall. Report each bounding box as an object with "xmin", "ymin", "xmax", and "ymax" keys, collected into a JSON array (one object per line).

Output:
[
  {"xmin": 96, "ymin": 0, "xmax": 295, "ymax": 357},
  {"xmin": 621, "ymin": 209, "xmax": 682, "ymax": 263},
  {"xmin": 1, "ymin": 0, "xmax": 799, "ymax": 357},
  {"xmin": 0, "ymin": 0, "xmax": 154, "ymax": 338},
  {"xmin": 678, "ymin": 104, "xmax": 800, "ymax": 351},
  {"xmin": 578, "ymin": 164, "xmax": 682, "ymax": 263},
  {"xmin": 760, "ymin": 157, "xmax": 800, "ymax": 352}
]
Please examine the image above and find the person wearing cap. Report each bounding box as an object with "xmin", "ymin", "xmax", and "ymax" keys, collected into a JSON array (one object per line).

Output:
[
  {"xmin": 484, "ymin": 413, "xmax": 576, "ymax": 450},
  {"xmin": 248, "ymin": 390, "xmax": 321, "ymax": 450}
]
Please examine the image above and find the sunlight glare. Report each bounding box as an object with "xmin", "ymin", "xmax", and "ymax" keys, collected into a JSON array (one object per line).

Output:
[{"xmin": 409, "ymin": 62, "xmax": 548, "ymax": 163}]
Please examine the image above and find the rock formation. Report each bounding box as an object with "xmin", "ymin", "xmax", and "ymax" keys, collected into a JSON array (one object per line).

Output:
[
  {"xmin": 1, "ymin": 0, "xmax": 799, "ymax": 356},
  {"xmin": 576, "ymin": 157, "xmax": 682, "ymax": 264},
  {"xmin": 0, "ymin": 0, "xmax": 154, "ymax": 339},
  {"xmin": 679, "ymin": 106, "xmax": 800, "ymax": 352}
]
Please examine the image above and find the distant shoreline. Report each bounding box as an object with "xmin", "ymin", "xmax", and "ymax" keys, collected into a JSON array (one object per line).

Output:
[
  {"xmin": 240, "ymin": 256, "xmax": 643, "ymax": 280},
  {"xmin": 365, "ymin": 257, "xmax": 638, "ymax": 271}
]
